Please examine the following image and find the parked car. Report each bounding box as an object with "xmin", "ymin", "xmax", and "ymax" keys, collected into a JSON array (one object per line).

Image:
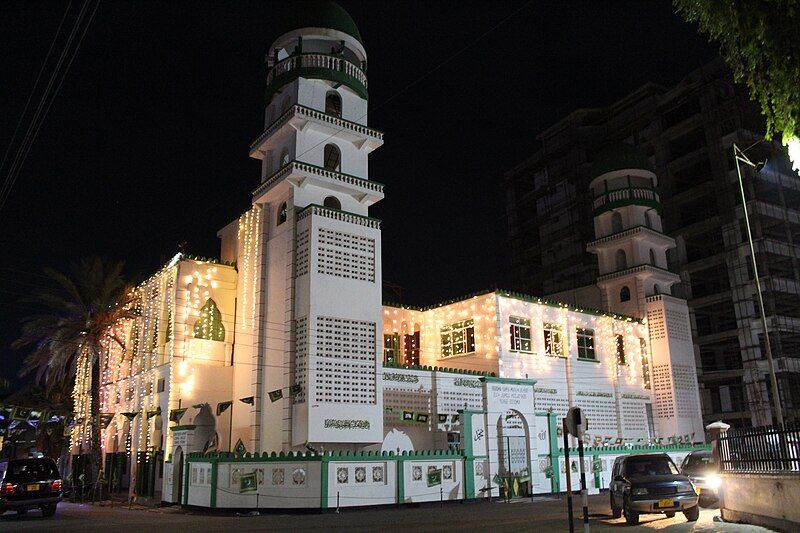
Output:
[
  {"xmin": 680, "ymin": 450, "xmax": 720, "ymax": 505},
  {"xmin": 609, "ymin": 453, "xmax": 700, "ymax": 525},
  {"xmin": 0, "ymin": 457, "xmax": 62, "ymax": 517}
]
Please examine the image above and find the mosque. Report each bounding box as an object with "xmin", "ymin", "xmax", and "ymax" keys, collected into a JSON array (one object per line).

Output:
[{"xmin": 70, "ymin": 1, "xmax": 706, "ymax": 506}]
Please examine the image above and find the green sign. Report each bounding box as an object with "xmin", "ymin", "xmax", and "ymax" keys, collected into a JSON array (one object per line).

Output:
[
  {"xmin": 427, "ymin": 468, "xmax": 442, "ymax": 487},
  {"xmin": 240, "ymin": 472, "xmax": 257, "ymax": 493}
]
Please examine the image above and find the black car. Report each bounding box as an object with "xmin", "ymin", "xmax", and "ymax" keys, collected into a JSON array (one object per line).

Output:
[
  {"xmin": 609, "ymin": 453, "xmax": 700, "ymax": 525},
  {"xmin": 680, "ymin": 450, "xmax": 720, "ymax": 504},
  {"xmin": 0, "ymin": 458, "xmax": 62, "ymax": 517}
]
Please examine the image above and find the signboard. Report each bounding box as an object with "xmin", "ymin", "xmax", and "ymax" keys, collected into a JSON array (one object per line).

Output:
[{"xmin": 565, "ymin": 407, "xmax": 588, "ymax": 438}]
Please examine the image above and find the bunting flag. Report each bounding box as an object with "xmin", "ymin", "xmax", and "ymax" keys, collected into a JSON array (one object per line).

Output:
[
  {"xmin": 146, "ymin": 408, "xmax": 161, "ymax": 419},
  {"xmin": 97, "ymin": 413, "xmax": 115, "ymax": 429},
  {"xmin": 402, "ymin": 411, "xmax": 414, "ymax": 421},
  {"xmin": 8, "ymin": 421, "xmax": 20, "ymax": 430},
  {"xmin": 289, "ymin": 384, "xmax": 302, "ymax": 397},
  {"xmin": 121, "ymin": 412, "xmax": 138, "ymax": 421},
  {"xmin": 216, "ymin": 401, "xmax": 233, "ymax": 416},
  {"xmin": 234, "ymin": 438, "xmax": 247, "ymax": 456},
  {"xmin": 63, "ymin": 425, "xmax": 74, "ymax": 437},
  {"xmin": 416, "ymin": 413, "xmax": 429, "ymax": 423},
  {"xmin": 383, "ymin": 407, "xmax": 394, "ymax": 413},
  {"xmin": 239, "ymin": 396, "xmax": 255, "ymax": 405},
  {"xmin": 28, "ymin": 419, "xmax": 40, "ymax": 429},
  {"xmin": 268, "ymin": 389, "xmax": 283, "ymax": 403},
  {"xmin": 427, "ymin": 468, "xmax": 442, "ymax": 487},
  {"xmin": 451, "ymin": 414, "xmax": 459, "ymax": 423},
  {"xmin": 305, "ymin": 441, "xmax": 317, "ymax": 453},
  {"xmin": 11, "ymin": 406, "xmax": 32, "ymax": 421},
  {"xmin": 240, "ymin": 472, "xmax": 257, "ymax": 493},
  {"xmin": 192, "ymin": 403, "xmax": 205, "ymax": 409},
  {"xmin": 169, "ymin": 408, "xmax": 188, "ymax": 422},
  {"xmin": 437, "ymin": 414, "xmax": 448, "ymax": 423}
]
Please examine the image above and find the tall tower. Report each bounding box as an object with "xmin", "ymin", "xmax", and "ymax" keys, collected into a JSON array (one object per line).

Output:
[
  {"xmin": 587, "ymin": 144, "xmax": 704, "ymax": 441},
  {"xmin": 248, "ymin": 1, "xmax": 385, "ymax": 451}
]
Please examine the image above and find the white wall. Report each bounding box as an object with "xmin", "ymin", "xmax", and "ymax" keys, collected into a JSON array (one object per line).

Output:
[{"xmin": 327, "ymin": 460, "xmax": 396, "ymax": 507}]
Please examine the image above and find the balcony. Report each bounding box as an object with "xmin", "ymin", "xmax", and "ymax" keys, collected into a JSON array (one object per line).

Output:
[
  {"xmin": 296, "ymin": 204, "xmax": 381, "ymax": 230},
  {"xmin": 266, "ymin": 53, "xmax": 368, "ymax": 100},
  {"xmin": 592, "ymin": 186, "xmax": 660, "ymax": 216},
  {"xmin": 586, "ymin": 225, "xmax": 675, "ymax": 251}
]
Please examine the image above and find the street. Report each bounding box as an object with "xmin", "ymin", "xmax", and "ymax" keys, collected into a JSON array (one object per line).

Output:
[{"xmin": 0, "ymin": 495, "xmax": 770, "ymax": 532}]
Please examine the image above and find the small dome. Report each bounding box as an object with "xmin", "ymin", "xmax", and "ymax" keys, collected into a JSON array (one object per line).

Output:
[
  {"xmin": 592, "ymin": 143, "xmax": 655, "ymax": 177},
  {"xmin": 279, "ymin": 1, "xmax": 362, "ymax": 43}
]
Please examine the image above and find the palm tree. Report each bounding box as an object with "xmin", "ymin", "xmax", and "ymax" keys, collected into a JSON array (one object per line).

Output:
[{"xmin": 13, "ymin": 257, "xmax": 136, "ymax": 484}]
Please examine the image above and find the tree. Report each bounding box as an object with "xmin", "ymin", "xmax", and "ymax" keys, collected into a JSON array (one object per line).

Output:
[
  {"xmin": 674, "ymin": 0, "xmax": 800, "ymax": 170},
  {"xmin": 13, "ymin": 257, "xmax": 136, "ymax": 484}
]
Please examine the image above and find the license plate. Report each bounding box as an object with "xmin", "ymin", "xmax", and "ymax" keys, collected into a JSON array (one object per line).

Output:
[
  {"xmin": 657, "ymin": 498, "xmax": 675, "ymax": 508},
  {"xmin": 26, "ymin": 483, "xmax": 40, "ymax": 491}
]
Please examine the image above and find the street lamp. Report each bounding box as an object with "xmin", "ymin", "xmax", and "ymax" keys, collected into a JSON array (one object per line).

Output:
[{"xmin": 733, "ymin": 142, "xmax": 784, "ymax": 427}]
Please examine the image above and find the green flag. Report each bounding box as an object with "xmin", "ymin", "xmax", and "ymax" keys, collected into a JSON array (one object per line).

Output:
[
  {"xmin": 239, "ymin": 396, "xmax": 255, "ymax": 405},
  {"xmin": 437, "ymin": 414, "xmax": 448, "ymax": 423},
  {"xmin": 402, "ymin": 411, "xmax": 414, "ymax": 421},
  {"xmin": 451, "ymin": 414, "xmax": 460, "ymax": 423},
  {"xmin": 11, "ymin": 406, "xmax": 32, "ymax": 421},
  {"xmin": 234, "ymin": 438, "xmax": 247, "ymax": 456},
  {"xmin": 427, "ymin": 468, "xmax": 442, "ymax": 487},
  {"xmin": 268, "ymin": 389, "xmax": 283, "ymax": 402},
  {"xmin": 240, "ymin": 472, "xmax": 257, "ymax": 493},
  {"xmin": 289, "ymin": 384, "xmax": 302, "ymax": 397},
  {"xmin": 97, "ymin": 413, "xmax": 115, "ymax": 429},
  {"xmin": 121, "ymin": 412, "xmax": 138, "ymax": 421},
  {"xmin": 146, "ymin": 408, "xmax": 161, "ymax": 419},
  {"xmin": 416, "ymin": 413, "xmax": 429, "ymax": 423},
  {"xmin": 216, "ymin": 401, "xmax": 233, "ymax": 416},
  {"xmin": 169, "ymin": 408, "xmax": 187, "ymax": 422}
]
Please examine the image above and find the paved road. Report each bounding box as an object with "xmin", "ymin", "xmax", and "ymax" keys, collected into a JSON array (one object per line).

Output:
[{"xmin": 0, "ymin": 495, "xmax": 772, "ymax": 532}]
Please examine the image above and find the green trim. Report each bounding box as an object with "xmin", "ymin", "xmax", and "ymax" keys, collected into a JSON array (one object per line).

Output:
[
  {"xmin": 209, "ymin": 459, "xmax": 218, "ymax": 508},
  {"xmin": 170, "ymin": 424, "xmax": 196, "ymax": 431},
  {"xmin": 547, "ymin": 412, "xmax": 560, "ymax": 493},
  {"xmin": 185, "ymin": 449, "xmax": 462, "ymax": 463},
  {"xmin": 480, "ymin": 375, "xmax": 537, "ymax": 386},
  {"xmin": 593, "ymin": 454, "xmax": 602, "ymax": 489},
  {"xmin": 577, "ymin": 357, "xmax": 601, "ymax": 364},
  {"xmin": 320, "ymin": 457, "xmax": 329, "ymax": 509},
  {"xmin": 266, "ymin": 63, "xmax": 367, "ymax": 102},
  {"xmin": 396, "ymin": 457, "xmax": 404, "ymax": 504},
  {"xmin": 182, "ymin": 454, "xmax": 190, "ymax": 506},
  {"xmin": 593, "ymin": 196, "xmax": 662, "ymax": 217}
]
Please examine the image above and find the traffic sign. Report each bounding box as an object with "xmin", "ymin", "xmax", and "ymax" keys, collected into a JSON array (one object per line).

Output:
[{"xmin": 566, "ymin": 407, "xmax": 588, "ymax": 438}]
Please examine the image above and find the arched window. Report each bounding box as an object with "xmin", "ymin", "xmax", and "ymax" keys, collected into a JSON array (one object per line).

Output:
[
  {"xmin": 323, "ymin": 196, "xmax": 341, "ymax": 210},
  {"xmin": 277, "ymin": 202, "xmax": 287, "ymax": 225},
  {"xmin": 323, "ymin": 144, "xmax": 341, "ymax": 171},
  {"xmin": 193, "ymin": 298, "xmax": 225, "ymax": 341},
  {"xmin": 325, "ymin": 92, "xmax": 342, "ymax": 117},
  {"xmin": 620, "ymin": 286, "xmax": 631, "ymax": 302},
  {"xmin": 649, "ymin": 248, "xmax": 657, "ymax": 266},
  {"xmin": 281, "ymin": 97, "xmax": 292, "ymax": 114},
  {"xmin": 644, "ymin": 210, "xmax": 653, "ymax": 229},
  {"xmin": 653, "ymin": 284, "xmax": 661, "ymax": 295},
  {"xmin": 615, "ymin": 249, "xmax": 627, "ymax": 270},
  {"xmin": 280, "ymin": 147, "xmax": 290, "ymax": 166},
  {"xmin": 611, "ymin": 211, "xmax": 623, "ymax": 233}
]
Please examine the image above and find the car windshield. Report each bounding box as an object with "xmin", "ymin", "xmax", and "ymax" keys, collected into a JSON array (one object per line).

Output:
[
  {"xmin": 3, "ymin": 459, "xmax": 60, "ymax": 482},
  {"xmin": 684, "ymin": 454, "xmax": 715, "ymax": 470},
  {"xmin": 624, "ymin": 457, "xmax": 678, "ymax": 476}
]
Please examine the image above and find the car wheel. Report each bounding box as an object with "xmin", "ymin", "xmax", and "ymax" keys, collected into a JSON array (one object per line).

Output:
[
  {"xmin": 684, "ymin": 504, "xmax": 699, "ymax": 522},
  {"xmin": 611, "ymin": 493, "xmax": 622, "ymax": 519},
  {"xmin": 623, "ymin": 496, "xmax": 640, "ymax": 526},
  {"xmin": 41, "ymin": 504, "xmax": 57, "ymax": 517},
  {"xmin": 665, "ymin": 511, "xmax": 676, "ymax": 518}
]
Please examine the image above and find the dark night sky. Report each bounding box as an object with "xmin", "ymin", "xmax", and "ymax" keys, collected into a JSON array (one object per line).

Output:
[{"xmin": 0, "ymin": 1, "xmax": 717, "ymax": 387}]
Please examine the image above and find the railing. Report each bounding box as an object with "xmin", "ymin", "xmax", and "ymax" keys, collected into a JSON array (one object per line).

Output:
[
  {"xmin": 252, "ymin": 160, "xmax": 384, "ymax": 198},
  {"xmin": 719, "ymin": 423, "xmax": 800, "ymax": 473},
  {"xmin": 296, "ymin": 203, "xmax": 382, "ymax": 229},
  {"xmin": 267, "ymin": 53, "xmax": 367, "ymax": 92},
  {"xmin": 592, "ymin": 187, "xmax": 660, "ymax": 211}
]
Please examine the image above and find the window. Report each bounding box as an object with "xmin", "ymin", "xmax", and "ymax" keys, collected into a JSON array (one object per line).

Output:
[
  {"xmin": 404, "ymin": 331, "xmax": 420, "ymax": 366},
  {"xmin": 640, "ymin": 338, "xmax": 650, "ymax": 389},
  {"xmin": 441, "ymin": 319, "xmax": 475, "ymax": 357},
  {"xmin": 323, "ymin": 143, "xmax": 341, "ymax": 171},
  {"xmin": 649, "ymin": 248, "xmax": 656, "ymax": 266},
  {"xmin": 576, "ymin": 328, "xmax": 596, "ymax": 360},
  {"xmin": 645, "ymin": 210, "xmax": 653, "ymax": 229},
  {"xmin": 620, "ymin": 286, "xmax": 631, "ymax": 302},
  {"xmin": 611, "ymin": 211, "xmax": 623, "ymax": 233},
  {"xmin": 616, "ymin": 334, "xmax": 627, "ymax": 365},
  {"xmin": 615, "ymin": 249, "xmax": 627, "ymax": 270},
  {"xmin": 653, "ymin": 284, "xmax": 661, "ymax": 295},
  {"xmin": 323, "ymin": 195, "xmax": 341, "ymax": 210},
  {"xmin": 509, "ymin": 316, "xmax": 532, "ymax": 352},
  {"xmin": 383, "ymin": 333, "xmax": 400, "ymax": 364},
  {"xmin": 277, "ymin": 202, "xmax": 287, "ymax": 225},
  {"xmin": 157, "ymin": 378, "xmax": 165, "ymax": 393},
  {"xmin": 280, "ymin": 147, "xmax": 290, "ymax": 166},
  {"xmin": 543, "ymin": 323, "xmax": 565, "ymax": 357},
  {"xmin": 325, "ymin": 92, "xmax": 342, "ymax": 117}
]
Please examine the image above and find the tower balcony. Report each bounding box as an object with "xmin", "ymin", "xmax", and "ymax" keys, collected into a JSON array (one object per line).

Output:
[
  {"xmin": 596, "ymin": 263, "xmax": 680, "ymax": 285},
  {"xmin": 592, "ymin": 186, "xmax": 661, "ymax": 216},
  {"xmin": 586, "ymin": 226, "xmax": 676, "ymax": 252},
  {"xmin": 266, "ymin": 53, "xmax": 368, "ymax": 101},
  {"xmin": 249, "ymin": 104, "xmax": 383, "ymax": 160}
]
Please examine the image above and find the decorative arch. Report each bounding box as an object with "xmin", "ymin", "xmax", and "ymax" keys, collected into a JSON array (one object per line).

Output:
[
  {"xmin": 649, "ymin": 248, "xmax": 657, "ymax": 266},
  {"xmin": 323, "ymin": 143, "xmax": 341, "ymax": 171},
  {"xmin": 193, "ymin": 299, "xmax": 225, "ymax": 341},
  {"xmin": 615, "ymin": 249, "xmax": 627, "ymax": 270},
  {"xmin": 323, "ymin": 196, "xmax": 341, "ymax": 210},
  {"xmin": 325, "ymin": 91, "xmax": 342, "ymax": 117},
  {"xmin": 620, "ymin": 286, "xmax": 631, "ymax": 302},
  {"xmin": 611, "ymin": 211, "xmax": 623, "ymax": 233}
]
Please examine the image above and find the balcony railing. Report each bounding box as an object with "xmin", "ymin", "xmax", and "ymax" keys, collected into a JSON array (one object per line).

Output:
[
  {"xmin": 296, "ymin": 204, "xmax": 381, "ymax": 230},
  {"xmin": 592, "ymin": 186, "xmax": 660, "ymax": 215},
  {"xmin": 252, "ymin": 160, "xmax": 384, "ymax": 199},
  {"xmin": 266, "ymin": 53, "xmax": 368, "ymax": 99}
]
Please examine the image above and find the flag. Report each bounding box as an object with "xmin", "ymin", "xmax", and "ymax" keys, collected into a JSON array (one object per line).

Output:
[
  {"xmin": 239, "ymin": 396, "xmax": 255, "ymax": 405},
  {"xmin": 147, "ymin": 408, "xmax": 161, "ymax": 419},
  {"xmin": 40, "ymin": 409, "xmax": 53, "ymax": 424},
  {"xmin": 97, "ymin": 413, "xmax": 115, "ymax": 429},
  {"xmin": 11, "ymin": 406, "xmax": 32, "ymax": 421},
  {"xmin": 437, "ymin": 414, "xmax": 448, "ymax": 423},
  {"xmin": 170, "ymin": 408, "xmax": 187, "ymax": 422},
  {"xmin": 240, "ymin": 472, "xmax": 257, "ymax": 493},
  {"xmin": 63, "ymin": 425, "xmax": 74, "ymax": 437},
  {"xmin": 216, "ymin": 401, "xmax": 233, "ymax": 416},
  {"xmin": 416, "ymin": 413, "xmax": 429, "ymax": 423},
  {"xmin": 451, "ymin": 414, "xmax": 459, "ymax": 423},
  {"xmin": 289, "ymin": 384, "xmax": 302, "ymax": 397},
  {"xmin": 234, "ymin": 438, "xmax": 247, "ymax": 456},
  {"xmin": 121, "ymin": 412, "xmax": 138, "ymax": 421},
  {"xmin": 402, "ymin": 411, "xmax": 414, "ymax": 421},
  {"xmin": 427, "ymin": 468, "xmax": 442, "ymax": 487},
  {"xmin": 28, "ymin": 419, "xmax": 40, "ymax": 429},
  {"xmin": 268, "ymin": 389, "xmax": 283, "ymax": 402}
]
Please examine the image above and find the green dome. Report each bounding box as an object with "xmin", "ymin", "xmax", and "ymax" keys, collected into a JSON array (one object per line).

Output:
[
  {"xmin": 280, "ymin": 1, "xmax": 363, "ymax": 43},
  {"xmin": 591, "ymin": 143, "xmax": 655, "ymax": 177}
]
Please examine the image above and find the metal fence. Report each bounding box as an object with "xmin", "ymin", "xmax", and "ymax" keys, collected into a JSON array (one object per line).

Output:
[{"xmin": 719, "ymin": 423, "xmax": 800, "ymax": 473}]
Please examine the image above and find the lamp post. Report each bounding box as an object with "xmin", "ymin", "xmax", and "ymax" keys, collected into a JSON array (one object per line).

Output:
[{"xmin": 733, "ymin": 142, "xmax": 784, "ymax": 427}]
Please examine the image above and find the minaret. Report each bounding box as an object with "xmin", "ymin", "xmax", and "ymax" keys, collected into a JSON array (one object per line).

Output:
[
  {"xmin": 587, "ymin": 143, "xmax": 704, "ymax": 441},
  {"xmin": 248, "ymin": 1, "xmax": 385, "ymax": 451}
]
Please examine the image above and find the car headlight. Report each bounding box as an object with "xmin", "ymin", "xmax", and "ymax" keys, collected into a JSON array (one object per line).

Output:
[
  {"xmin": 706, "ymin": 474, "xmax": 722, "ymax": 489},
  {"xmin": 677, "ymin": 482, "xmax": 694, "ymax": 493},
  {"xmin": 632, "ymin": 487, "xmax": 649, "ymax": 495}
]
